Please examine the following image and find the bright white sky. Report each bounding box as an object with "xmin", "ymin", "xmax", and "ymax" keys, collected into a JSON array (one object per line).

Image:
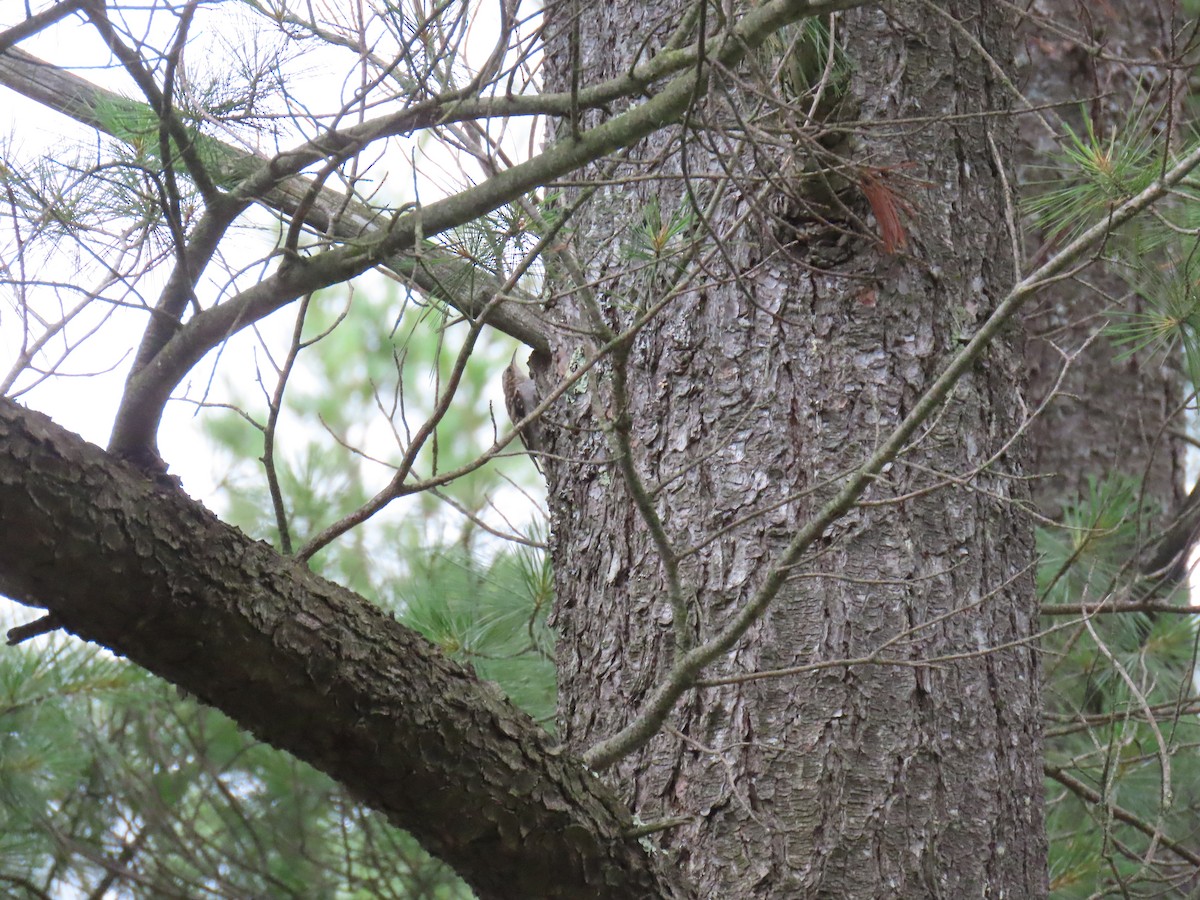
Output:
[
  {"xmin": 2, "ymin": 0, "xmax": 538, "ymax": 479},
  {"xmin": 0, "ymin": 1, "xmax": 545, "ymax": 629}
]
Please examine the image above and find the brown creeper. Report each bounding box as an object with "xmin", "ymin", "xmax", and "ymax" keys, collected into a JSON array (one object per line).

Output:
[{"xmin": 502, "ymin": 351, "xmax": 543, "ymax": 472}]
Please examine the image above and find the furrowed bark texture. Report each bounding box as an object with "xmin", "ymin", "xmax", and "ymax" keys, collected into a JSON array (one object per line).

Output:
[
  {"xmin": 543, "ymin": 2, "xmax": 1047, "ymax": 896},
  {"xmin": 0, "ymin": 398, "xmax": 683, "ymax": 900}
]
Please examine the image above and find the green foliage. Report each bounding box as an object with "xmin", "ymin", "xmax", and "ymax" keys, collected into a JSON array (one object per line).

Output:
[
  {"xmin": 398, "ymin": 540, "xmax": 555, "ymax": 725},
  {"xmin": 1036, "ymin": 475, "xmax": 1154, "ymax": 606},
  {"xmin": 1025, "ymin": 102, "xmax": 1162, "ymax": 243},
  {"xmin": 628, "ymin": 197, "xmax": 694, "ymax": 263},
  {"xmin": 618, "ymin": 197, "xmax": 698, "ymax": 311},
  {"xmin": 754, "ymin": 16, "xmax": 850, "ymax": 107},
  {"xmin": 2, "ymin": 274, "xmax": 551, "ymax": 897},
  {"xmin": 1107, "ymin": 250, "xmax": 1200, "ymax": 389},
  {"xmin": 438, "ymin": 204, "xmax": 541, "ymax": 282},
  {"xmin": 91, "ymin": 57, "xmax": 280, "ymax": 192},
  {"xmin": 0, "ymin": 641, "xmax": 470, "ymax": 898},
  {"xmin": 1028, "ymin": 100, "xmax": 1200, "ymax": 394},
  {"xmin": 0, "ymin": 137, "xmax": 118, "ymax": 249},
  {"xmin": 0, "ymin": 75, "xmax": 275, "ymax": 268},
  {"xmin": 1040, "ymin": 475, "xmax": 1200, "ymax": 897}
]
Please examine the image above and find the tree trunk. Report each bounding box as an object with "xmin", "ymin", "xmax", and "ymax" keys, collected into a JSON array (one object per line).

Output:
[{"xmin": 543, "ymin": 3, "xmax": 1048, "ymax": 896}]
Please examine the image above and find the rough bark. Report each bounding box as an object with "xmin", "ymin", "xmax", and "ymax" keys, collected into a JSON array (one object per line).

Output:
[
  {"xmin": 543, "ymin": 2, "xmax": 1047, "ymax": 896},
  {"xmin": 0, "ymin": 397, "xmax": 683, "ymax": 900}
]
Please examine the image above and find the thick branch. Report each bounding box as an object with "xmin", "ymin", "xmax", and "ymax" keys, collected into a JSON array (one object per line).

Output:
[{"xmin": 0, "ymin": 397, "xmax": 685, "ymax": 900}]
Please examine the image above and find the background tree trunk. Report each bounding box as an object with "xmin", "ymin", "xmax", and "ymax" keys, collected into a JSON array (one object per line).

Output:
[
  {"xmin": 1018, "ymin": 0, "xmax": 1186, "ymax": 519},
  {"xmin": 543, "ymin": 2, "xmax": 1047, "ymax": 896}
]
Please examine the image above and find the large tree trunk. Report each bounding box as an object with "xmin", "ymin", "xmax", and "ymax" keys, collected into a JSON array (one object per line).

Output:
[{"xmin": 543, "ymin": 3, "xmax": 1047, "ymax": 896}]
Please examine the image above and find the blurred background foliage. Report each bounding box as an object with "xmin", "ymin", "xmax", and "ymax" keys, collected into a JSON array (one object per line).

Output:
[
  {"xmin": 1025, "ymin": 93, "xmax": 1200, "ymax": 892},
  {"xmin": 2, "ymin": 280, "xmax": 551, "ymax": 898}
]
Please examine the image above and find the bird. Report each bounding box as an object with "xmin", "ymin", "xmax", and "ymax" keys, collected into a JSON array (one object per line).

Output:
[{"xmin": 502, "ymin": 351, "xmax": 543, "ymax": 473}]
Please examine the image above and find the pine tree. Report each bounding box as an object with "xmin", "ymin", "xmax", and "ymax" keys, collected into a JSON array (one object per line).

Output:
[{"xmin": 3, "ymin": 0, "xmax": 1200, "ymax": 896}]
